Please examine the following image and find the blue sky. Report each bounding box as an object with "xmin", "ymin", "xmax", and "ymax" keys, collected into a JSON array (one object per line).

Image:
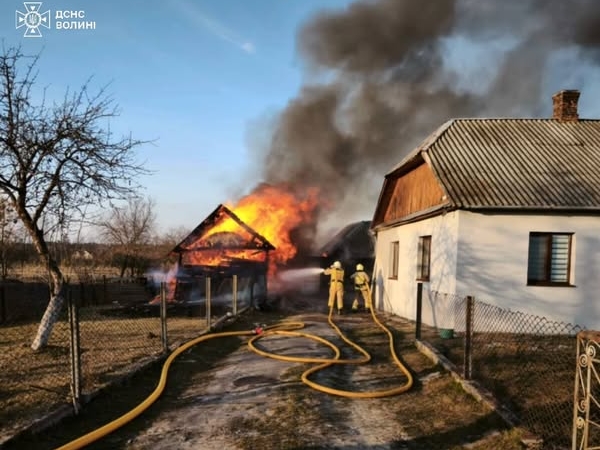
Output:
[{"xmin": 4, "ymin": 0, "xmax": 355, "ymax": 235}]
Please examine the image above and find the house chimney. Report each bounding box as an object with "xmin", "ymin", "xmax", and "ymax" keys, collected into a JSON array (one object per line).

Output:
[{"xmin": 552, "ymin": 89, "xmax": 580, "ymax": 122}]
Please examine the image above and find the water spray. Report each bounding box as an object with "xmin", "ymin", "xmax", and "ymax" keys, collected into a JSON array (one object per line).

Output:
[{"xmin": 277, "ymin": 267, "xmax": 324, "ymax": 282}]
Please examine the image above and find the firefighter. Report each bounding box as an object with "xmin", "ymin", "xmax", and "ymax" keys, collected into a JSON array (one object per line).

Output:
[
  {"xmin": 351, "ymin": 263, "xmax": 372, "ymax": 312},
  {"xmin": 323, "ymin": 261, "xmax": 344, "ymax": 314}
]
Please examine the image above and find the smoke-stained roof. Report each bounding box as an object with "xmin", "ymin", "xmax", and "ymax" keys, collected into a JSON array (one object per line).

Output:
[
  {"xmin": 385, "ymin": 118, "xmax": 600, "ymax": 211},
  {"xmin": 318, "ymin": 220, "xmax": 374, "ymax": 260}
]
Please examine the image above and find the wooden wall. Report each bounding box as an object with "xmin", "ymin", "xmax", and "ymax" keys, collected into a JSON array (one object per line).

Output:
[{"xmin": 382, "ymin": 163, "xmax": 446, "ymax": 224}]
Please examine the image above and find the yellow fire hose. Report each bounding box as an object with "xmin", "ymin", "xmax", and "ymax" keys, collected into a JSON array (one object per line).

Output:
[
  {"xmin": 248, "ymin": 294, "xmax": 413, "ymax": 398},
  {"xmin": 55, "ymin": 291, "xmax": 413, "ymax": 450}
]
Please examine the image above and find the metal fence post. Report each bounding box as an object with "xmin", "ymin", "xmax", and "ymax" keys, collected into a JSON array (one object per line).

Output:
[
  {"xmin": 416, "ymin": 282, "xmax": 423, "ymax": 340},
  {"xmin": 160, "ymin": 282, "xmax": 168, "ymax": 353},
  {"xmin": 0, "ymin": 281, "xmax": 5, "ymax": 324},
  {"xmin": 572, "ymin": 331, "xmax": 584, "ymax": 449},
  {"xmin": 103, "ymin": 275, "xmax": 107, "ymax": 304},
  {"xmin": 206, "ymin": 276, "xmax": 211, "ymax": 329},
  {"xmin": 464, "ymin": 295, "xmax": 474, "ymax": 380},
  {"xmin": 68, "ymin": 285, "xmax": 81, "ymax": 414},
  {"xmin": 232, "ymin": 275, "xmax": 238, "ymax": 316}
]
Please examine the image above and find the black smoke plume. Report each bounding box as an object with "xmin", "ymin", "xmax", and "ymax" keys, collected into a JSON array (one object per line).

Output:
[{"xmin": 246, "ymin": 0, "xmax": 600, "ymax": 244}]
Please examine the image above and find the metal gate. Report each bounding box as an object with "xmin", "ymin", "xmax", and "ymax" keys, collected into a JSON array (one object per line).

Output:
[{"xmin": 573, "ymin": 330, "xmax": 600, "ymax": 450}]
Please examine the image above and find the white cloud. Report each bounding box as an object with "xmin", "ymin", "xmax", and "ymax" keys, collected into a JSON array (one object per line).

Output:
[
  {"xmin": 172, "ymin": 0, "xmax": 256, "ymax": 54},
  {"xmin": 241, "ymin": 42, "xmax": 256, "ymax": 54}
]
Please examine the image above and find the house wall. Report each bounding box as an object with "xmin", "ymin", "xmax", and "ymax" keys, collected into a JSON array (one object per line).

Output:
[
  {"xmin": 456, "ymin": 211, "xmax": 600, "ymax": 329},
  {"xmin": 373, "ymin": 211, "xmax": 459, "ymax": 324}
]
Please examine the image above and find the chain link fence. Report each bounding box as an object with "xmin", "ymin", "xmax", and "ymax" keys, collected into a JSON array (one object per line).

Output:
[
  {"xmin": 0, "ymin": 281, "xmax": 72, "ymax": 443},
  {"xmin": 416, "ymin": 285, "xmax": 583, "ymax": 449},
  {"xmin": 0, "ymin": 273, "xmax": 256, "ymax": 445}
]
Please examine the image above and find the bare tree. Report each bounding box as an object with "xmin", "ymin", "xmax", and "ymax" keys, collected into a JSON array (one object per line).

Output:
[
  {"xmin": 158, "ymin": 225, "xmax": 191, "ymax": 250},
  {"xmin": 0, "ymin": 196, "xmax": 19, "ymax": 278},
  {"xmin": 0, "ymin": 46, "xmax": 149, "ymax": 350},
  {"xmin": 98, "ymin": 196, "xmax": 157, "ymax": 278}
]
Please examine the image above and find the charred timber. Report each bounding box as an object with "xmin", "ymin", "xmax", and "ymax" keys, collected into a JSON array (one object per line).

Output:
[{"xmin": 180, "ymin": 244, "xmax": 273, "ymax": 251}]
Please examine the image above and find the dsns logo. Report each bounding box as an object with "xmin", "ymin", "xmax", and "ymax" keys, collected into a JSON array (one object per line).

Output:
[{"xmin": 16, "ymin": 2, "xmax": 51, "ymax": 37}]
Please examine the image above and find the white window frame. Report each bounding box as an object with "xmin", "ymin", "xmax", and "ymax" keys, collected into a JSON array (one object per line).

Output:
[
  {"xmin": 389, "ymin": 241, "xmax": 399, "ymax": 279},
  {"xmin": 527, "ymin": 232, "xmax": 573, "ymax": 286},
  {"xmin": 417, "ymin": 235, "xmax": 431, "ymax": 281}
]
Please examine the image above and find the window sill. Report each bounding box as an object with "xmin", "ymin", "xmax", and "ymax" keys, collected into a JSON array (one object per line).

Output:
[
  {"xmin": 388, "ymin": 276, "xmax": 398, "ymax": 280},
  {"xmin": 527, "ymin": 282, "xmax": 576, "ymax": 288},
  {"xmin": 416, "ymin": 278, "xmax": 430, "ymax": 282}
]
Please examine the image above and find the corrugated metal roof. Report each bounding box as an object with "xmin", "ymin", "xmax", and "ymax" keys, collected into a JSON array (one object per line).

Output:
[{"xmin": 401, "ymin": 118, "xmax": 600, "ymax": 210}]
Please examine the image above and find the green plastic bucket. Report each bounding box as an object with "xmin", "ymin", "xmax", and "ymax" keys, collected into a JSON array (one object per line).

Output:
[{"xmin": 439, "ymin": 328, "xmax": 454, "ymax": 339}]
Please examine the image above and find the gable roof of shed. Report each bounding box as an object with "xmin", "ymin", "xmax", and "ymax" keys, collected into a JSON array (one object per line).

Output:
[
  {"xmin": 171, "ymin": 204, "xmax": 275, "ymax": 255},
  {"xmin": 386, "ymin": 118, "xmax": 600, "ymax": 212}
]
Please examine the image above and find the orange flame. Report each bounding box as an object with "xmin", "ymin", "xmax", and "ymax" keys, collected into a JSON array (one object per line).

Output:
[
  {"xmin": 226, "ymin": 184, "xmax": 319, "ymax": 263},
  {"xmin": 186, "ymin": 183, "xmax": 320, "ymax": 270}
]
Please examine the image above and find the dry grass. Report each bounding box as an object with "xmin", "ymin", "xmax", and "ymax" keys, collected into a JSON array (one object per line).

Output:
[
  {"xmin": 9, "ymin": 263, "xmax": 121, "ymax": 283},
  {"xmin": 0, "ymin": 311, "xmax": 215, "ymax": 442},
  {"xmin": 421, "ymin": 324, "xmax": 576, "ymax": 447}
]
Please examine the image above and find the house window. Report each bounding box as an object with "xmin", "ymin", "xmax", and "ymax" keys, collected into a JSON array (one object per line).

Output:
[
  {"xmin": 527, "ymin": 232, "xmax": 573, "ymax": 286},
  {"xmin": 417, "ymin": 236, "xmax": 431, "ymax": 281},
  {"xmin": 389, "ymin": 241, "xmax": 399, "ymax": 279}
]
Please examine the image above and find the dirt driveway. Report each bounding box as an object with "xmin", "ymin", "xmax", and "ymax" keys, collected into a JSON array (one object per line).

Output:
[{"xmin": 6, "ymin": 296, "xmax": 524, "ymax": 450}]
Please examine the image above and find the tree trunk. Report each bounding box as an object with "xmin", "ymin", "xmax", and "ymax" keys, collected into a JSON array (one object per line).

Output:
[
  {"xmin": 24, "ymin": 221, "xmax": 65, "ymax": 351},
  {"xmin": 31, "ymin": 278, "xmax": 65, "ymax": 351},
  {"xmin": 119, "ymin": 254, "xmax": 128, "ymax": 278}
]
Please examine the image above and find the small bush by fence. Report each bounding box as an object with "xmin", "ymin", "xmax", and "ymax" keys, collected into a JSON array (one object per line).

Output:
[
  {"xmin": 0, "ymin": 274, "xmax": 256, "ymax": 445},
  {"xmin": 416, "ymin": 284, "xmax": 583, "ymax": 449}
]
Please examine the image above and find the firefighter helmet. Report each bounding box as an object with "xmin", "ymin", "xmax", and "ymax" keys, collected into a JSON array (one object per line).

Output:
[
  {"xmin": 356, "ymin": 263, "xmax": 364, "ymax": 271},
  {"xmin": 332, "ymin": 261, "xmax": 342, "ymax": 269}
]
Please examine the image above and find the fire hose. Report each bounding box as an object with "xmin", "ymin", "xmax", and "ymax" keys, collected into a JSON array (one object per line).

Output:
[
  {"xmin": 248, "ymin": 288, "xmax": 413, "ymax": 398},
  {"xmin": 55, "ymin": 288, "xmax": 413, "ymax": 450}
]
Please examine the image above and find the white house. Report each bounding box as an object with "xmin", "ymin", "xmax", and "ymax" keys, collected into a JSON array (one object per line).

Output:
[{"xmin": 371, "ymin": 90, "xmax": 600, "ymax": 330}]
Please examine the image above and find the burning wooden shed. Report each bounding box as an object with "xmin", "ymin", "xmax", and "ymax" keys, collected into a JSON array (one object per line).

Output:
[{"xmin": 169, "ymin": 204, "xmax": 275, "ymax": 306}]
